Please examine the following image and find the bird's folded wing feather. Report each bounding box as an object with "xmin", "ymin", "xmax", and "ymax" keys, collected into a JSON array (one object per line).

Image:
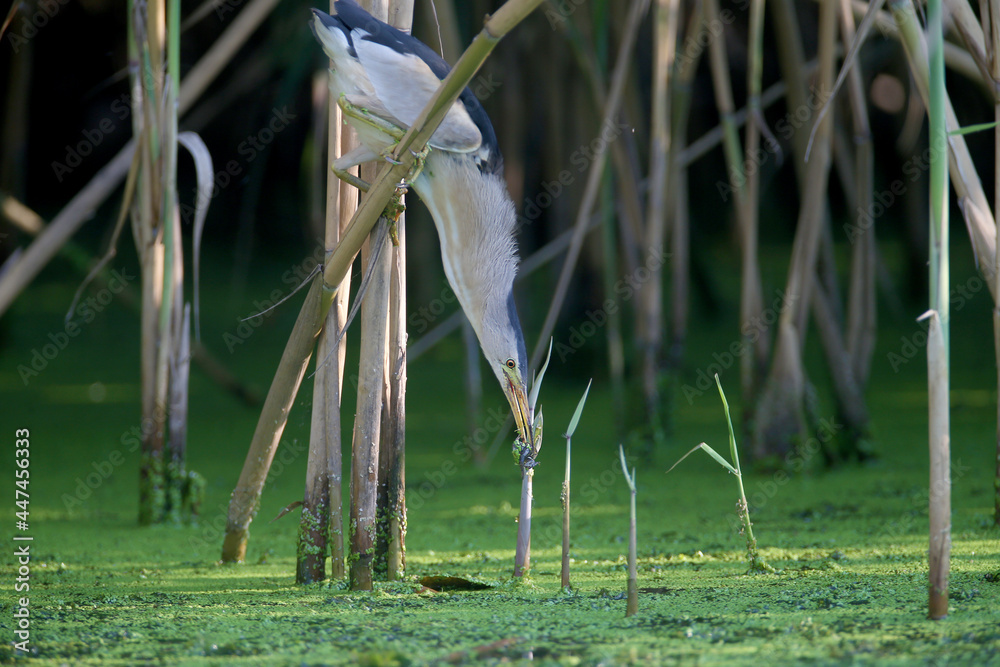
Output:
[{"xmin": 353, "ymin": 38, "xmax": 483, "ymax": 153}]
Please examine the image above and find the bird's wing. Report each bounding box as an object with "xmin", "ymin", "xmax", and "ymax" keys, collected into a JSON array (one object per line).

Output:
[{"xmin": 352, "ymin": 37, "xmax": 483, "ymax": 153}]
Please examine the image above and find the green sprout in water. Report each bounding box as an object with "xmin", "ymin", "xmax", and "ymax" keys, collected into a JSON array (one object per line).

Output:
[
  {"xmin": 619, "ymin": 444, "xmax": 638, "ymax": 616},
  {"xmin": 667, "ymin": 374, "xmax": 774, "ymax": 574},
  {"xmin": 561, "ymin": 378, "xmax": 592, "ymax": 591}
]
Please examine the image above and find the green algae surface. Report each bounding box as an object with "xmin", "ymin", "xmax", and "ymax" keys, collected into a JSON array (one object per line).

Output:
[{"xmin": 1, "ymin": 246, "xmax": 999, "ymax": 666}]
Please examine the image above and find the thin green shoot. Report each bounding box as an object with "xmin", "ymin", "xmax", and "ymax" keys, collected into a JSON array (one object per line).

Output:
[
  {"xmin": 529, "ymin": 338, "xmax": 553, "ymax": 413},
  {"xmin": 561, "ymin": 379, "xmax": 592, "ymax": 590},
  {"xmin": 665, "ymin": 374, "xmax": 773, "ymax": 573},
  {"xmin": 619, "ymin": 444, "xmax": 638, "ymax": 616},
  {"xmin": 947, "ymin": 121, "xmax": 998, "ymax": 136}
]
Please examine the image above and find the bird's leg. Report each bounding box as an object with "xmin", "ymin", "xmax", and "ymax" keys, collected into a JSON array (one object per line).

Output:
[
  {"xmin": 332, "ymin": 145, "xmax": 377, "ymax": 192},
  {"xmin": 337, "ymin": 94, "xmax": 430, "ymax": 183},
  {"xmin": 385, "ymin": 184, "xmax": 407, "ymax": 247},
  {"xmin": 403, "ymin": 145, "xmax": 430, "ymax": 185},
  {"xmin": 337, "ymin": 94, "xmax": 407, "ymax": 142}
]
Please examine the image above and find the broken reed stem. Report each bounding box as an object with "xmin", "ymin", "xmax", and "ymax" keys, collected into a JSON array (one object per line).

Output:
[
  {"xmin": 514, "ymin": 468, "xmax": 533, "ymax": 577},
  {"xmin": 926, "ymin": 313, "xmax": 950, "ymax": 619},
  {"xmin": 619, "ymin": 445, "xmax": 637, "ymax": 617},
  {"xmin": 927, "ymin": 0, "xmax": 951, "ymax": 620},
  {"xmin": 383, "ymin": 221, "xmax": 407, "ymax": 580},
  {"xmin": 627, "ymin": 476, "xmax": 637, "ymax": 617},
  {"xmin": 561, "ymin": 434, "xmax": 571, "ymax": 589}
]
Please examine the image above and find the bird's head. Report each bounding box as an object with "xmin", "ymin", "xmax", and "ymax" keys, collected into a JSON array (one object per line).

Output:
[{"xmin": 477, "ymin": 289, "xmax": 534, "ymax": 454}]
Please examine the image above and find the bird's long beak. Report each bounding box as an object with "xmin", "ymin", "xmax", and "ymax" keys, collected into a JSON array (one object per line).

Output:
[{"xmin": 503, "ymin": 375, "xmax": 534, "ymax": 451}]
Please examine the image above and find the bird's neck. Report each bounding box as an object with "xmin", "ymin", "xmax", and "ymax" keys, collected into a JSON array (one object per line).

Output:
[{"xmin": 413, "ymin": 152, "xmax": 519, "ymax": 338}]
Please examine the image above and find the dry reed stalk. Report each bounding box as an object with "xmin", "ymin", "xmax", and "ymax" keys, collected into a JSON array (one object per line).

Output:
[
  {"xmin": 753, "ymin": 0, "xmax": 837, "ymax": 459},
  {"xmin": 545, "ymin": 10, "xmax": 631, "ymax": 427},
  {"xmin": 889, "ymin": 0, "xmax": 997, "ymax": 299},
  {"xmin": 769, "ymin": 0, "xmax": 809, "ymax": 173},
  {"xmin": 374, "ymin": 0, "xmax": 412, "ymax": 583},
  {"xmin": 558, "ymin": 0, "xmax": 647, "ymax": 277},
  {"xmin": 528, "ymin": 0, "xmax": 651, "ymax": 371},
  {"xmin": 349, "ymin": 221, "xmax": 392, "ymax": 591},
  {"xmin": 703, "ymin": 0, "xmax": 767, "ymax": 426},
  {"xmin": 298, "ymin": 72, "xmax": 345, "ymax": 584},
  {"xmin": 330, "ymin": 116, "xmax": 360, "ymax": 580},
  {"xmin": 926, "ymin": 0, "xmax": 950, "ymax": 619},
  {"xmin": 926, "ymin": 312, "xmax": 950, "ymax": 618},
  {"xmin": 347, "ymin": 0, "xmax": 391, "ymax": 593},
  {"xmin": 743, "ymin": 0, "xmax": 768, "ymax": 406},
  {"xmin": 222, "ymin": 0, "xmax": 546, "ymax": 563},
  {"xmin": 130, "ymin": 0, "xmax": 173, "ymax": 525},
  {"xmin": 640, "ymin": 0, "xmax": 680, "ymax": 431},
  {"xmin": 666, "ymin": 0, "xmax": 707, "ymax": 374},
  {"xmin": 838, "ymin": 0, "xmax": 877, "ymax": 388},
  {"xmin": 380, "ymin": 220, "xmax": 407, "ymax": 580}
]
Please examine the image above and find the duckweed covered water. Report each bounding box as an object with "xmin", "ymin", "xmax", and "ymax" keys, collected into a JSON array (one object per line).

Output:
[{"xmin": 1, "ymin": 248, "xmax": 998, "ymax": 665}]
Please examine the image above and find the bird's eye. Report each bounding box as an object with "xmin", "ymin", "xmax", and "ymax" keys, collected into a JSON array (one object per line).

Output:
[{"xmin": 505, "ymin": 358, "xmax": 516, "ymax": 370}]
